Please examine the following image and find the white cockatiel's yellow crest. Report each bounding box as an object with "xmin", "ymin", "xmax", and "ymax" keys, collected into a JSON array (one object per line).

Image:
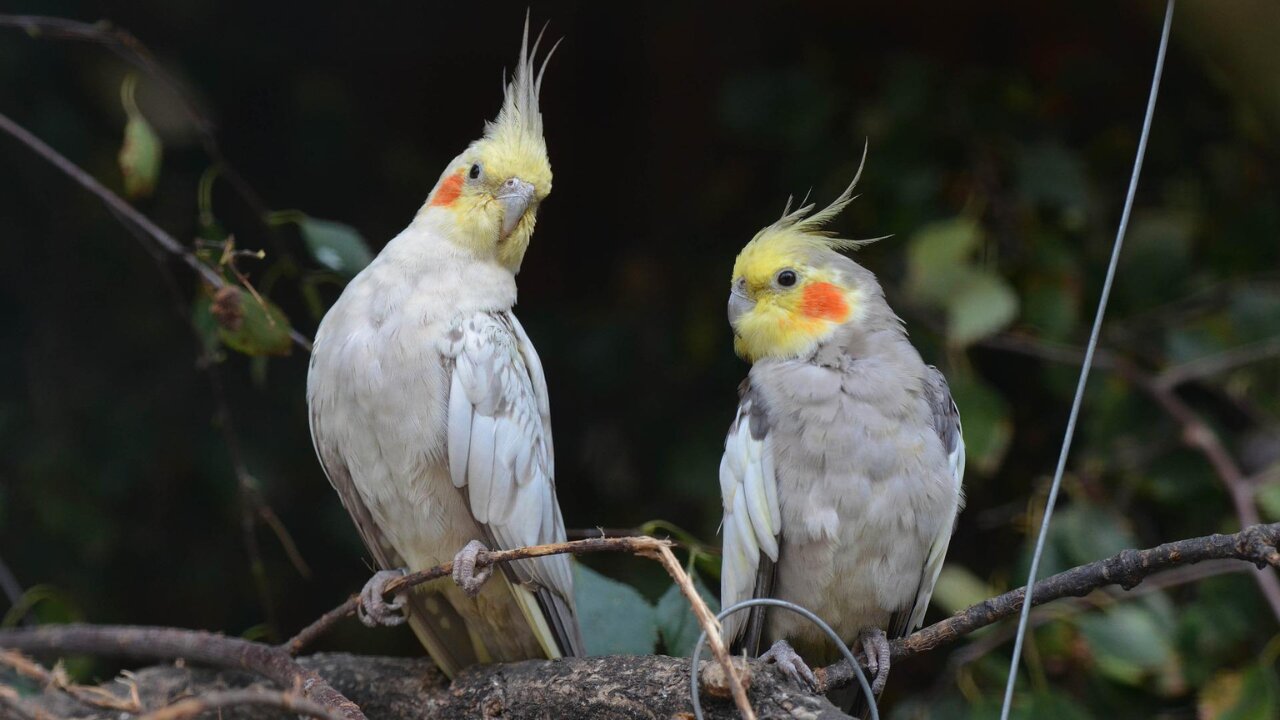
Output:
[
  {"xmin": 419, "ymin": 17, "xmax": 557, "ymax": 273},
  {"xmin": 729, "ymin": 144, "xmax": 881, "ymax": 362}
]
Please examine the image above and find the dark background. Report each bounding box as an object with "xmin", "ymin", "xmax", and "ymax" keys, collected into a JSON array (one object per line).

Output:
[{"xmin": 3, "ymin": 1, "xmax": 1279, "ymax": 717}]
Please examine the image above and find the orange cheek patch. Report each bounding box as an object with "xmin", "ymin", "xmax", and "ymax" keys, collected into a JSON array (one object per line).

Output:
[
  {"xmin": 800, "ymin": 282, "xmax": 851, "ymax": 322},
  {"xmin": 429, "ymin": 173, "xmax": 464, "ymax": 207}
]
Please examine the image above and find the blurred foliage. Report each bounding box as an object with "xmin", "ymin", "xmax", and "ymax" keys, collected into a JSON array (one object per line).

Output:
[{"xmin": 2, "ymin": 1, "xmax": 1280, "ymax": 718}]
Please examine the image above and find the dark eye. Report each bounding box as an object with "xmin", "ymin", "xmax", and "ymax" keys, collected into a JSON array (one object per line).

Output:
[
  {"xmin": 776, "ymin": 270, "xmax": 798, "ymax": 287},
  {"xmin": 468, "ymin": 163, "xmax": 482, "ymax": 180}
]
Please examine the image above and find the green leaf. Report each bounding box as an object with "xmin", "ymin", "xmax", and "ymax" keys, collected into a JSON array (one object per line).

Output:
[
  {"xmin": 655, "ymin": 568, "xmax": 719, "ymax": 656},
  {"xmin": 1201, "ymin": 665, "xmax": 1280, "ymax": 720},
  {"xmin": 573, "ymin": 563, "xmax": 658, "ymax": 655},
  {"xmin": 904, "ymin": 218, "xmax": 981, "ymax": 306},
  {"xmin": 1051, "ymin": 504, "xmax": 1137, "ymax": 569},
  {"xmin": 946, "ymin": 269, "xmax": 1020, "ymax": 346},
  {"xmin": 1076, "ymin": 604, "xmax": 1176, "ymax": 686},
  {"xmin": 118, "ymin": 75, "xmax": 163, "ymax": 199},
  {"xmin": 930, "ymin": 565, "xmax": 992, "ymax": 615},
  {"xmin": 299, "ymin": 217, "xmax": 373, "ymax": 278},
  {"xmin": 1022, "ymin": 279, "xmax": 1077, "ymax": 341},
  {"xmin": 947, "ymin": 372, "xmax": 1011, "ymax": 475},
  {"xmin": 208, "ymin": 286, "xmax": 293, "ymax": 357},
  {"xmin": 1259, "ymin": 479, "xmax": 1280, "ymax": 522}
]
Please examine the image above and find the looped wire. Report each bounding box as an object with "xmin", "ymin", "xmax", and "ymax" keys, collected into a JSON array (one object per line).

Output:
[{"xmin": 688, "ymin": 597, "xmax": 879, "ymax": 720}]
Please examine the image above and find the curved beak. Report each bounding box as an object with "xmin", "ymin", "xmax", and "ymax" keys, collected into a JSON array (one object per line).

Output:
[
  {"xmin": 728, "ymin": 283, "xmax": 754, "ymax": 328},
  {"xmin": 497, "ymin": 178, "xmax": 537, "ymax": 240}
]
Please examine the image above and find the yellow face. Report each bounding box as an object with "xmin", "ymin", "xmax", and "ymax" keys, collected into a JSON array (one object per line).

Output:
[
  {"xmin": 729, "ymin": 234, "xmax": 861, "ymax": 362},
  {"xmin": 424, "ymin": 138, "xmax": 552, "ymax": 272}
]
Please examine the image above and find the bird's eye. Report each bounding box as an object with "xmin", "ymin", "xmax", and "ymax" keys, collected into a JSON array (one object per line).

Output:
[
  {"xmin": 776, "ymin": 270, "xmax": 798, "ymax": 287},
  {"xmin": 468, "ymin": 163, "xmax": 482, "ymax": 180}
]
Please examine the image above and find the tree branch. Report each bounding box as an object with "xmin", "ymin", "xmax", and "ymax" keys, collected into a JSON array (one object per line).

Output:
[
  {"xmin": 4, "ymin": 526, "xmax": 1278, "ymax": 717},
  {"xmin": 136, "ymin": 689, "xmax": 346, "ymax": 720},
  {"xmin": 817, "ymin": 522, "xmax": 1280, "ymax": 691},
  {"xmin": 285, "ymin": 535, "xmax": 677, "ymax": 654},
  {"xmin": 0, "ymin": 111, "xmax": 312, "ymax": 351},
  {"xmin": 0, "ymin": 14, "xmax": 277, "ymax": 227},
  {"xmin": 980, "ymin": 332, "xmax": 1280, "ymax": 619},
  {"xmin": 0, "ymin": 626, "xmax": 365, "ymax": 720},
  {"xmin": 285, "ymin": 536, "xmax": 758, "ymax": 720}
]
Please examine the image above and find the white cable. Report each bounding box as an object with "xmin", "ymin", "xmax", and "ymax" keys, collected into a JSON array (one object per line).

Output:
[{"xmin": 999, "ymin": 2, "xmax": 1176, "ymax": 717}]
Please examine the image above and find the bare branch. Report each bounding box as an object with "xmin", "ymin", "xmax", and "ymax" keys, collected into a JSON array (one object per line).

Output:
[
  {"xmin": 645, "ymin": 542, "xmax": 754, "ymax": 720},
  {"xmin": 285, "ymin": 535, "xmax": 678, "ymax": 655},
  {"xmin": 0, "ymin": 111, "xmax": 312, "ymax": 351},
  {"xmin": 818, "ymin": 522, "xmax": 1280, "ymax": 691},
  {"xmin": 0, "ymin": 626, "xmax": 366, "ymax": 720},
  {"xmin": 0, "ymin": 14, "xmax": 275, "ymax": 224},
  {"xmin": 1154, "ymin": 335, "xmax": 1280, "ymax": 389},
  {"xmin": 982, "ymin": 332, "xmax": 1280, "ymax": 620},
  {"xmin": 0, "ymin": 650, "xmax": 140, "ymax": 713},
  {"xmin": 136, "ymin": 688, "xmax": 346, "ymax": 720}
]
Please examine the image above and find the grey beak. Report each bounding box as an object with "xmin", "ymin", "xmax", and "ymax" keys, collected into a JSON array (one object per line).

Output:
[
  {"xmin": 497, "ymin": 178, "xmax": 537, "ymax": 240},
  {"xmin": 728, "ymin": 285, "xmax": 755, "ymax": 328}
]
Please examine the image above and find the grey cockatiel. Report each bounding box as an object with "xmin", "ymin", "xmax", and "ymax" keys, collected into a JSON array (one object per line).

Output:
[
  {"xmin": 717, "ymin": 156, "xmax": 964, "ymax": 709},
  {"xmin": 306, "ymin": 21, "xmax": 583, "ymax": 676}
]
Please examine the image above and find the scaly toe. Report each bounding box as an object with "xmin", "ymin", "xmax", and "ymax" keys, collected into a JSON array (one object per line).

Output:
[
  {"xmin": 357, "ymin": 568, "xmax": 408, "ymax": 628},
  {"xmin": 760, "ymin": 639, "xmax": 818, "ymax": 689},
  {"xmin": 857, "ymin": 628, "xmax": 892, "ymax": 695},
  {"xmin": 451, "ymin": 540, "xmax": 494, "ymax": 598}
]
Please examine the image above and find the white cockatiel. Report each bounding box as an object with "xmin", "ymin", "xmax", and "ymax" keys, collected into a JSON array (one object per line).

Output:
[
  {"xmin": 717, "ymin": 155, "xmax": 964, "ymax": 708},
  {"xmin": 306, "ymin": 21, "xmax": 583, "ymax": 676}
]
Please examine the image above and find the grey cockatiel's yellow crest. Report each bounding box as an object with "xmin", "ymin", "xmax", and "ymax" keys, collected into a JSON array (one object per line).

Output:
[
  {"xmin": 306, "ymin": 17, "xmax": 583, "ymax": 678},
  {"xmin": 719, "ymin": 154, "xmax": 965, "ymax": 713}
]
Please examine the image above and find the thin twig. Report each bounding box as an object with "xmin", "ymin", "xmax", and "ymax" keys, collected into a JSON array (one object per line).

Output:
[
  {"xmin": 946, "ymin": 559, "xmax": 1248, "ymax": 668},
  {"xmin": 136, "ymin": 688, "xmax": 346, "ymax": 720},
  {"xmin": 0, "ymin": 15, "xmax": 277, "ymax": 228},
  {"xmin": 818, "ymin": 522, "xmax": 1280, "ymax": 691},
  {"xmin": 283, "ymin": 535, "xmax": 758, "ymax": 718},
  {"xmin": 1155, "ymin": 335, "xmax": 1280, "ymax": 389},
  {"xmin": 983, "ymin": 332, "xmax": 1280, "ymax": 621},
  {"xmin": 0, "ymin": 650, "xmax": 141, "ymax": 713},
  {"xmin": 646, "ymin": 543, "xmax": 755, "ymax": 720},
  {"xmin": 0, "ymin": 111, "xmax": 312, "ymax": 351},
  {"xmin": 1122, "ymin": 363, "xmax": 1280, "ymax": 620},
  {"xmin": 0, "ymin": 626, "xmax": 366, "ymax": 720},
  {"xmin": 0, "ymin": 688, "xmax": 48, "ymax": 720},
  {"xmin": 286, "ymin": 536, "xmax": 681, "ymax": 655}
]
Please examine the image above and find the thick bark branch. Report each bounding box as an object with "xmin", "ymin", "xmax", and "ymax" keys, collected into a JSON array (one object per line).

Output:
[
  {"xmin": 1, "ymin": 653, "xmax": 843, "ymax": 720},
  {"xmin": 4, "ymin": 525, "xmax": 1278, "ymax": 717},
  {"xmin": 0, "ymin": 626, "xmax": 364, "ymax": 720}
]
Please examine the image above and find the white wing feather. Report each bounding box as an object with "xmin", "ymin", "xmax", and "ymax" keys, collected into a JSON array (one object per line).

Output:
[
  {"xmin": 443, "ymin": 311, "xmax": 581, "ymax": 656},
  {"xmin": 718, "ymin": 395, "xmax": 780, "ymax": 646}
]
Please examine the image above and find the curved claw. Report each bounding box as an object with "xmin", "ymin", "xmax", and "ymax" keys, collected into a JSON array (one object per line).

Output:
[
  {"xmin": 759, "ymin": 639, "xmax": 818, "ymax": 690},
  {"xmin": 357, "ymin": 568, "xmax": 408, "ymax": 628},
  {"xmin": 857, "ymin": 627, "xmax": 892, "ymax": 695},
  {"xmin": 452, "ymin": 539, "xmax": 494, "ymax": 598}
]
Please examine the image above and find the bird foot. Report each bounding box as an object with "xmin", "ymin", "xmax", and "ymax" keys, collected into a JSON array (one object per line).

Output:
[
  {"xmin": 759, "ymin": 639, "xmax": 818, "ymax": 689},
  {"xmin": 857, "ymin": 626, "xmax": 891, "ymax": 695},
  {"xmin": 452, "ymin": 540, "xmax": 494, "ymax": 598},
  {"xmin": 357, "ymin": 568, "xmax": 408, "ymax": 628}
]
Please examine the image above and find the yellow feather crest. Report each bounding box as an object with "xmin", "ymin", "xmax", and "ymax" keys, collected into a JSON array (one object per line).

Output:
[
  {"xmin": 482, "ymin": 14, "xmax": 558, "ymax": 164},
  {"xmin": 746, "ymin": 141, "xmax": 883, "ymax": 259}
]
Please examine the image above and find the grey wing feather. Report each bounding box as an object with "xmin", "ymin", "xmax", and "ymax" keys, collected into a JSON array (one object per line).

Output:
[
  {"xmin": 442, "ymin": 311, "xmax": 583, "ymax": 657},
  {"xmin": 888, "ymin": 366, "xmax": 965, "ymax": 639}
]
